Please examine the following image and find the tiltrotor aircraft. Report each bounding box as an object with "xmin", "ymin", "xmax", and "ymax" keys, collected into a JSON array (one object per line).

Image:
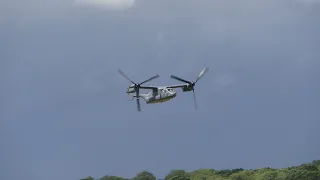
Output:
[{"xmin": 118, "ymin": 67, "xmax": 209, "ymax": 111}]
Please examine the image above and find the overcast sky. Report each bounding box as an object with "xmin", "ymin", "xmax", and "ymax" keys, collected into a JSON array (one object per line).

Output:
[{"xmin": 1, "ymin": 0, "xmax": 320, "ymax": 179}]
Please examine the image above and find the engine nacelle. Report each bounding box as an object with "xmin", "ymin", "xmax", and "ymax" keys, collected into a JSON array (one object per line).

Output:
[
  {"xmin": 127, "ymin": 84, "xmax": 136, "ymax": 93},
  {"xmin": 182, "ymin": 85, "xmax": 193, "ymax": 92}
]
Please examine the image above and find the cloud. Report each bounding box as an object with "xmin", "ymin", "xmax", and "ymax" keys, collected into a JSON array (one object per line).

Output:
[{"xmin": 74, "ymin": 0, "xmax": 136, "ymax": 10}]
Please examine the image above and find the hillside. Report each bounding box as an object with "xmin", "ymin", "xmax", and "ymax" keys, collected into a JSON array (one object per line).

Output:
[{"xmin": 81, "ymin": 160, "xmax": 320, "ymax": 180}]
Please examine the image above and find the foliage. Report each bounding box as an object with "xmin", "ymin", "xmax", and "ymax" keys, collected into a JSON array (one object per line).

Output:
[
  {"xmin": 81, "ymin": 160, "xmax": 320, "ymax": 180},
  {"xmin": 312, "ymin": 160, "xmax": 320, "ymax": 166},
  {"xmin": 164, "ymin": 170, "xmax": 191, "ymax": 180},
  {"xmin": 81, "ymin": 176, "xmax": 95, "ymax": 180},
  {"xmin": 99, "ymin": 175, "xmax": 129, "ymax": 180},
  {"xmin": 133, "ymin": 171, "xmax": 156, "ymax": 180},
  {"xmin": 215, "ymin": 169, "xmax": 245, "ymax": 177}
]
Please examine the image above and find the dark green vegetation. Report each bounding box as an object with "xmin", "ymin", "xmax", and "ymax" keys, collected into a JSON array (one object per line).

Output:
[{"xmin": 81, "ymin": 160, "xmax": 320, "ymax": 180}]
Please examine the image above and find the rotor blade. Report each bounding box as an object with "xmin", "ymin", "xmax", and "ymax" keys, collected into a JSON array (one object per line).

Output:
[
  {"xmin": 118, "ymin": 69, "xmax": 136, "ymax": 84},
  {"xmin": 136, "ymin": 89, "xmax": 141, "ymax": 111},
  {"xmin": 193, "ymin": 89, "xmax": 198, "ymax": 109},
  {"xmin": 195, "ymin": 67, "xmax": 209, "ymax": 83},
  {"xmin": 136, "ymin": 97, "xmax": 141, "ymax": 111},
  {"xmin": 139, "ymin": 74, "xmax": 160, "ymax": 85},
  {"xmin": 170, "ymin": 75, "xmax": 192, "ymax": 84}
]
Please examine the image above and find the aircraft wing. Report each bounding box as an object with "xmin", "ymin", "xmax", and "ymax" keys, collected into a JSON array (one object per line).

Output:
[
  {"xmin": 139, "ymin": 85, "xmax": 159, "ymax": 90},
  {"xmin": 167, "ymin": 84, "xmax": 187, "ymax": 89},
  {"xmin": 139, "ymin": 84, "xmax": 187, "ymax": 89}
]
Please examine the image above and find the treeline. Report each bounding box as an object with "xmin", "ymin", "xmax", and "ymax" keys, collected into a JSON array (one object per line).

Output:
[{"xmin": 81, "ymin": 160, "xmax": 320, "ymax": 180}]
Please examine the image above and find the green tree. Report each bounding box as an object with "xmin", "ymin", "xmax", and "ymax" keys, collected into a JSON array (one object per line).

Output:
[
  {"xmin": 312, "ymin": 160, "xmax": 320, "ymax": 166},
  {"xmin": 164, "ymin": 170, "xmax": 191, "ymax": 180},
  {"xmin": 258, "ymin": 170, "xmax": 279, "ymax": 180},
  {"xmin": 215, "ymin": 169, "xmax": 244, "ymax": 178},
  {"xmin": 81, "ymin": 159, "xmax": 320, "ymax": 180},
  {"xmin": 81, "ymin": 176, "xmax": 95, "ymax": 180},
  {"xmin": 190, "ymin": 169, "xmax": 216, "ymax": 180},
  {"xmin": 99, "ymin": 175, "xmax": 128, "ymax": 180},
  {"xmin": 283, "ymin": 164, "xmax": 320, "ymax": 180},
  {"xmin": 228, "ymin": 170, "xmax": 255, "ymax": 180},
  {"xmin": 133, "ymin": 171, "xmax": 156, "ymax": 180}
]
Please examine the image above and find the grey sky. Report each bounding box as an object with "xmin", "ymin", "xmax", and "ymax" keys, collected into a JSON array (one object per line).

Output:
[{"xmin": 1, "ymin": 0, "xmax": 320, "ymax": 179}]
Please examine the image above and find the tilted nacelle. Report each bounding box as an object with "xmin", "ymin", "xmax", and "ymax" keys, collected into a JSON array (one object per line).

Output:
[
  {"xmin": 182, "ymin": 85, "xmax": 193, "ymax": 92},
  {"xmin": 127, "ymin": 84, "xmax": 136, "ymax": 93}
]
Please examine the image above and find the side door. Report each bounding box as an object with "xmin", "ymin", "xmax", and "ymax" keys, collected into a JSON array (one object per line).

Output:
[
  {"xmin": 154, "ymin": 89, "xmax": 161, "ymax": 100},
  {"xmin": 160, "ymin": 89, "xmax": 168, "ymax": 98}
]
